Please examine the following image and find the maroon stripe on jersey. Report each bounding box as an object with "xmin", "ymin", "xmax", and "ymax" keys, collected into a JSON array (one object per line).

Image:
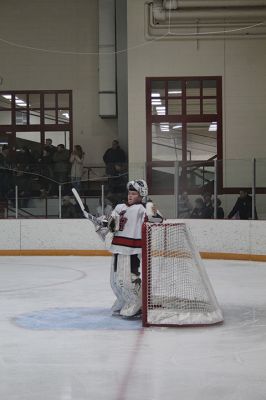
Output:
[{"xmin": 112, "ymin": 236, "xmax": 142, "ymax": 248}]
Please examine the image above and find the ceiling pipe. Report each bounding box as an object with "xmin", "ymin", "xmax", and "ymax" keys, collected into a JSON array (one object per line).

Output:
[
  {"xmin": 153, "ymin": 4, "xmax": 266, "ymax": 20},
  {"xmin": 163, "ymin": 0, "xmax": 266, "ymax": 9},
  {"xmin": 150, "ymin": 3, "xmax": 261, "ymax": 27},
  {"xmin": 145, "ymin": 2, "xmax": 266, "ymax": 39}
]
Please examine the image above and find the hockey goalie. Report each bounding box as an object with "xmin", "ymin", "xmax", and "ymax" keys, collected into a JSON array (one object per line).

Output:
[{"xmin": 108, "ymin": 179, "xmax": 163, "ymax": 318}]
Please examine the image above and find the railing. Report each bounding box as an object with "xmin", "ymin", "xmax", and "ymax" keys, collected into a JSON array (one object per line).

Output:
[{"xmin": 0, "ymin": 158, "xmax": 265, "ymax": 220}]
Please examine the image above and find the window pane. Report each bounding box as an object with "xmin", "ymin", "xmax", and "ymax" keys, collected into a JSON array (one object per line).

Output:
[
  {"xmin": 168, "ymin": 99, "xmax": 182, "ymax": 115},
  {"xmin": 58, "ymin": 110, "xmax": 70, "ymax": 124},
  {"xmin": 16, "ymin": 111, "xmax": 27, "ymax": 125},
  {"xmin": 15, "ymin": 94, "xmax": 28, "ymax": 109},
  {"xmin": 152, "ymin": 99, "xmax": 166, "ymax": 116},
  {"xmin": 0, "ymin": 131, "xmax": 12, "ymax": 147},
  {"xmin": 186, "ymin": 80, "xmax": 200, "ymax": 96},
  {"xmin": 152, "ymin": 122, "xmax": 182, "ymax": 161},
  {"xmin": 29, "ymin": 110, "xmax": 41, "ymax": 125},
  {"xmin": 151, "ymin": 81, "xmax": 165, "ymax": 99},
  {"xmin": 186, "ymin": 99, "xmax": 200, "ymax": 114},
  {"xmin": 0, "ymin": 111, "xmax": 12, "ymax": 124},
  {"xmin": 44, "ymin": 93, "xmax": 56, "ymax": 108},
  {"xmin": 168, "ymin": 80, "xmax": 182, "ymax": 97},
  {"xmin": 16, "ymin": 132, "xmax": 41, "ymax": 165},
  {"xmin": 45, "ymin": 110, "xmax": 56, "ymax": 124},
  {"xmin": 203, "ymin": 80, "xmax": 217, "ymax": 96},
  {"xmin": 29, "ymin": 94, "xmax": 40, "ymax": 108},
  {"xmin": 187, "ymin": 122, "xmax": 217, "ymax": 160},
  {"xmin": 0, "ymin": 94, "xmax": 12, "ymax": 109},
  {"xmin": 45, "ymin": 131, "xmax": 70, "ymax": 149},
  {"xmin": 58, "ymin": 93, "xmax": 70, "ymax": 108},
  {"xmin": 203, "ymin": 98, "xmax": 217, "ymax": 114}
]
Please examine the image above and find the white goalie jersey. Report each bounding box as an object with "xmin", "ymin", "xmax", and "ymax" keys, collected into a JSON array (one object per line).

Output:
[{"xmin": 109, "ymin": 202, "xmax": 162, "ymax": 255}]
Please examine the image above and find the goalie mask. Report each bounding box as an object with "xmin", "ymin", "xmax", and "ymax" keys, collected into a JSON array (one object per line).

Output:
[{"xmin": 127, "ymin": 179, "xmax": 148, "ymax": 198}]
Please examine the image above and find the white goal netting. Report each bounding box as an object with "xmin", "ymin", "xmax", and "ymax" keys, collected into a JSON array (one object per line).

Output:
[{"xmin": 142, "ymin": 222, "xmax": 223, "ymax": 326}]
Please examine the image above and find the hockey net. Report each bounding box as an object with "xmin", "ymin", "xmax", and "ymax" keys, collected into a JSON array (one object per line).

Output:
[{"xmin": 142, "ymin": 222, "xmax": 223, "ymax": 327}]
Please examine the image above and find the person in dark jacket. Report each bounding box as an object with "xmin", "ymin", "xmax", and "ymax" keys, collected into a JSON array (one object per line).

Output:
[
  {"xmin": 202, "ymin": 193, "xmax": 214, "ymax": 219},
  {"xmin": 103, "ymin": 140, "xmax": 127, "ymax": 176},
  {"xmin": 190, "ymin": 197, "xmax": 205, "ymax": 219},
  {"xmin": 212, "ymin": 197, "xmax": 224, "ymax": 219},
  {"xmin": 61, "ymin": 196, "xmax": 77, "ymax": 218},
  {"xmin": 228, "ymin": 190, "xmax": 257, "ymax": 220}
]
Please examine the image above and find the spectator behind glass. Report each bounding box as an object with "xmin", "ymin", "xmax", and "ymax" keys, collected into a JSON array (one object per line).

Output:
[
  {"xmin": 61, "ymin": 196, "xmax": 77, "ymax": 218},
  {"xmin": 70, "ymin": 145, "xmax": 84, "ymax": 191},
  {"xmin": 212, "ymin": 197, "xmax": 224, "ymax": 219},
  {"xmin": 38, "ymin": 138, "xmax": 57, "ymax": 195},
  {"xmin": 103, "ymin": 140, "xmax": 127, "ymax": 176},
  {"xmin": 52, "ymin": 144, "xmax": 70, "ymax": 194},
  {"xmin": 178, "ymin": 191, "xmax": 192, "ymax": 218},
  {"xmin": 190, "ymin": 197, "xmax": 205, "ymax": 219},
  {"xmin": 45, "ymin": 138, "xmax": 56, "ymax": 155},
  {"xmin": 103, "ymin": 140, "xmax": 127, "ymax": 205},
  {"xmin": 202, "ymin": 192, "xmax": 214, "ymax": 219},
  {"xmin": 228, "ymin": 190, "xmax": 258, "ymax": 220},
  {"xmin": 0, "ymin": 145, "xmax": 11, "ymax": 199}
]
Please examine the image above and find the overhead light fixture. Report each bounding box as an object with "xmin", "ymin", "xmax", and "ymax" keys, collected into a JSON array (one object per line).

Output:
[
  {"xmin": 2, "ymin": 95, "xmax": 11, "ymax": 100},
  {"xmin": 168, "ymin": 90, "xmax": 182, "ymax": 95},
  {"xmin": 152, "ymin": 99, "xmax": 162, "ymax": 105},
  {"xmin": 151, "ymin": 93, "xmax": 161, "ymax": 98},
  {"xmin": 209, "ymin": 122, "xmax": 217, "ymax": 132},
  {"xmin": 173, "ymin": 125, "xmax": 182, "ymax": 129}
]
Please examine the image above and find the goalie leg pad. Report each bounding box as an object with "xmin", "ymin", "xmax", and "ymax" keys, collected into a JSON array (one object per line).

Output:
[
  {"xmin": 110, "ymin": 255, "xmax": 125, "ymax": 313},
  {"xmin": 120, "ymin": 273, "xmax": 142, "ymax": 317},
  {"xmin": 115, "ymin": 254, "xmax": 142, "ymax": 317}
]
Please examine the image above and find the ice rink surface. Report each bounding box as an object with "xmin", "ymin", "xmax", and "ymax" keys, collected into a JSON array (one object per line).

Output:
[{"xmin": 0, "ymin": 256, "xmax": 266, "ymax": 400}]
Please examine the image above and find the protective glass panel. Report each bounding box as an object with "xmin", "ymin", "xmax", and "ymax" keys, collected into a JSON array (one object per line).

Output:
[{"xmin": 223, "ymin": 159, "xmax": 253, "ymax": 188}]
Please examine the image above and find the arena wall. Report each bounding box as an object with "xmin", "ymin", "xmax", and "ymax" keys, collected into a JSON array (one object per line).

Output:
[{"xmin": 1, "ymin": 219, "xmax": 266, "ymax": 260}]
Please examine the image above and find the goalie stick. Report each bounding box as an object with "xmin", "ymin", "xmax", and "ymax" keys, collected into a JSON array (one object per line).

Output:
[{"xmin": 71, "ymin": 188, "xmax": 108, "ymax": 240}]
